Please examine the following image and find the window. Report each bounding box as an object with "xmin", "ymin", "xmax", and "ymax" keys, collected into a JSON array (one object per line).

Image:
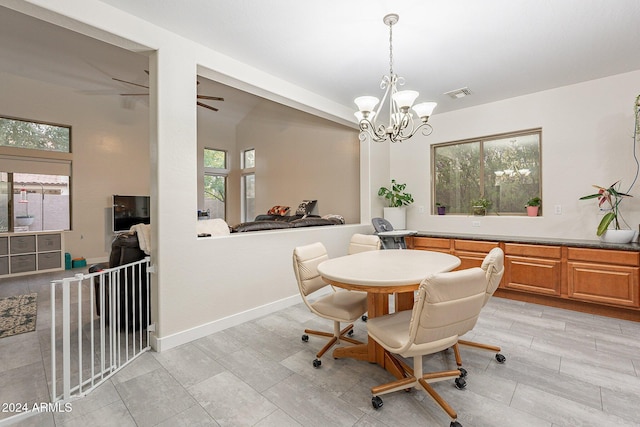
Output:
[
  {"xmin": 0, "ymin": 116, "xmax": 72, "ymax": 232},
  {"xmin": 433, "ymin": 129, "xmax": 541, "ymax": 215},
  {"xmin": 243, "ymin": 148, "xmax": 255, "ymax": 169},
  {"xmin": 203, "ymin": 148, "xmax": 228, "ymax": 220},
  {"xmin": 0, "ymin": 117, "xmax": 70, "ymax": 152},
  {"xmin": 241, "ymin": 149, "xmax": 255, "ymax": 222}
]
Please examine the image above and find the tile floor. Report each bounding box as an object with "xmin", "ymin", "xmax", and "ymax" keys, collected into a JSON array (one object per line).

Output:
[{"xmin": 1, "ymin": 269, "xmax": 639, "ymax": 426}]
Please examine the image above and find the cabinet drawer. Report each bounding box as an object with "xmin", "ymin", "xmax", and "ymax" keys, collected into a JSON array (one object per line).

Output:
[
  {"xmin": 567, "ymin": 262, "xmax": 639, "ymax": 307},
  {"xmin": 38, "ymin": 252, "xmax": 62, "ymax": 270},
  {"xmin": 567, "ymin": 247, "xmax": 639, "ymax": 266},
  {"xmin": 10, "ymin": 254, "xmax": 36, "ymax": 273},
  {"xmin": 38, "ymin": 234, "xmax": 61, "ymax": 251},
  {"xmin": 0, "ymin": 257, "xmax": 8, "ymax": 275},
  {"xmin": 505, "ymin": 256, "xmax": 562, "ymax": 295},
  {"xmin": 504, "ymin": 243, "xmax": 561, "ymax": 259},
  {"xmin": 0, "ymin": 237, "xmax": 7, "ymax": 256},
  {"xmin": 453, "ymin": 239, "xmax": 499, "ymax": 253},
  {"xmin": 411, "ymin": 237, "xmax": 450, "ymax": 251},
  {"xmin": 10, "ymin": 235, "xmax": 36, "ymax": 254}
]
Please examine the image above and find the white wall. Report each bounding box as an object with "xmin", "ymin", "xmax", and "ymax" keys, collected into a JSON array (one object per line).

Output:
[
  {"xmin": 0, "ymin": 71, "xmax": 150, "ymax": 260},
  {"xmin": 236, "ymin": 100, "xmax": 360, "ymax": 224},
  {"xmin": 393, "ymin": 70, "xmax": 640, "ymax": 241}
]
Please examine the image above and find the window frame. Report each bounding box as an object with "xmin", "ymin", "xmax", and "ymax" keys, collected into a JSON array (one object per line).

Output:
[
  {"xmin": 203, "ymin": 148, "xmax": 228, "ymax": 220},
  {"xmin": 241, "ymin": 148, "xmax": 256, "ymax": 222},
  {"xmin": 431, "ymin": 128, "xmax": 542, "ymax": 216},
  {"xmin": 0, "ymin": 115, "xmax": 71, "ymax": 153}
]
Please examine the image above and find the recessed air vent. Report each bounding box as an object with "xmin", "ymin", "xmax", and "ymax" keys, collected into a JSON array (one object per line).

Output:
[{"xmin": 444, "ymin": 87, "xmax": 472, "ymax": 99}]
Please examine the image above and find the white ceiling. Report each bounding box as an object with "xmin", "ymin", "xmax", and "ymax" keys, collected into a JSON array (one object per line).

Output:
[{"xmin": 2, "ymin": 1, "xmax": 640, "ymax": 120}]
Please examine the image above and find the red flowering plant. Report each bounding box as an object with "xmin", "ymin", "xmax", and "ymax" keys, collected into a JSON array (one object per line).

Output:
[{"xmin": 579, "ymin": 180, "xmax": 632, "ymax": 236}]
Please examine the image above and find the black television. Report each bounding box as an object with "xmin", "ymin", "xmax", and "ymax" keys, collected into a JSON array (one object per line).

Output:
[{"xmin": 113, "ymin": 195, "xmax": 150, "ymax": 232}]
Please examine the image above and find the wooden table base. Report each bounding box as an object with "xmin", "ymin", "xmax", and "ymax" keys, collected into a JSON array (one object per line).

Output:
[{"xmin": 332, "ymin": 291, "xmax": 415, "ymax": 379}]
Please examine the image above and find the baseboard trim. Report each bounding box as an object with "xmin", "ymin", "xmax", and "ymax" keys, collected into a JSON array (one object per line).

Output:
[{"xmin": 152, "ymin": 293, "xmax": 304, "ymax": 352}]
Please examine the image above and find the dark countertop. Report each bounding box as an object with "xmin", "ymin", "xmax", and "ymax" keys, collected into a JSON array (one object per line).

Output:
[{"xmin": 412, "ymin": 231, "xmax": 640, "ymax": 252}]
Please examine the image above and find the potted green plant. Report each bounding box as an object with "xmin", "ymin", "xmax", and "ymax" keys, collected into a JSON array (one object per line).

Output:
[
  {"xmin": 525, "ymin": 197, "xmax": 541, "ymax": 216},
  {"xmin": 378, "ymin": 179, "xmax": 413, "ymax": 229},
  {"xmin": 436, "ymin": 203, "xmax": 446, "ymax": 215},
  {"xmin": 579, "ymin": 181, "xmax": 634, "ymax": 242},
  {"xmin": 471, "ymin": 197, "xmax": 491, "ymax": 216}
]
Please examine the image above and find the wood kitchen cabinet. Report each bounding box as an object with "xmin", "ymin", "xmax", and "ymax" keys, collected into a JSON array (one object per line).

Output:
[
  {"xmin": 567, "ymin": 247, "xmax": 639, "ymax": 308},
  {"xmin": 452, "ymin": 239, "xmax": 500, "ymax": 270},
  {"xmin": 408, "ymin": 236, "xmax": 450, "ymax": 253},
  {"xmin": 504, "ymin": 243, "xmax": 562, "ymax": 296},
  {"xmin": 406, "ymin": 235, "xmax": 640, "ymax": 321},
  {"xmin": 409, "ymin": 237, "xmax": 500, "ymax": 269}
]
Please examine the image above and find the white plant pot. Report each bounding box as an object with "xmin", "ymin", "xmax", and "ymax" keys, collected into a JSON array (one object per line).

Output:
[
  {"xmin": 599, "ymin": 229, "xmax": 636, "ymax": 244},
  {"xmin": 383, "ymin": 207, "xmax": 406, "ymax": 230}
]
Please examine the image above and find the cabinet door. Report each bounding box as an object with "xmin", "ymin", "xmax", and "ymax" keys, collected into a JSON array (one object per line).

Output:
[
  {"xmin": 453, "ymin": 239, "xmax": 499, "ymax": 270},
  {"xmin": 505, "ymin": 256, "xmax": 562, "ymax": 296},
  {"xmin": 409, "ymin": 237, "xmax": 451, "ymax": 253},
  {"xmin": 567, "ymin": 262, "xmax": 639, "ymax": 307}
]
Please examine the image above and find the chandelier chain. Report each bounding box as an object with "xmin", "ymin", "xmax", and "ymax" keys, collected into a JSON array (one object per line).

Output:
[{"xmin": 388, "ymin": 19, "xmax": 394, "ymax": 76}]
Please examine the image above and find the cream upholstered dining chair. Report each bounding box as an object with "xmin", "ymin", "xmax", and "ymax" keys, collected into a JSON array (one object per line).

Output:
[
  {"xmin": 347, "ymin": 233, "xmax": 380, "ymax": 321},
  {"xmin": 348, "ymin": 233, "xmax": 381, "ymax": 254},
  {"xmin": 455, "ymin": 247, "xmax": 507, "ymax": 367},
  {"xmin": 367, "ymin": 267, "xmax": 488, "ymax": 427},
  {"xmin": 292, "ymin": 242, "xmax": 368, "ymax": 368}
]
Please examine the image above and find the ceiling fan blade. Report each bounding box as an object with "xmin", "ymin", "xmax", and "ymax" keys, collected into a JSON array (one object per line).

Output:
[
  {"xmin": 197, "ymin": 102, "xmax": 219, "ymax": 112},
  {"xmin": 112, "ymin": 77, "xmax": 149, "ymax": 89},
  {"xmin": 120, "ymin": 93, "xmax": 149, "ymax": 96},
  {"xmin": 197, "ymin": 95, "xmax": 224, "ymax": 101}
]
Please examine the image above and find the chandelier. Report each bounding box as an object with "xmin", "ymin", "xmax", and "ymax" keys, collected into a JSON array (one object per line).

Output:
[{"xmin": 354, "ymin": 14, "xmax": 437, "ymax": 143}]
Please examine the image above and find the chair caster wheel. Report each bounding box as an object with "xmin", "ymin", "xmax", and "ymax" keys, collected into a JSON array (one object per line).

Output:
[
  {"xmin": 347, "ymin": 329, "xmax": 354, "ymax": 336},
  {"xmin": 495, "ymin": 353, "xmax": 506, "ymax": 363},
  {"xmin": 454, "ymin": 377, "xmax": 466, "ymax": 389},
  {"xmin": 312, "ymin": 359, "xmax": 321, "ymax": 368},
  {"xmin": 362, "ymin": 315, "xmax": 368, "ymax": 322},
  {"xmin": 458, "ymin": 367, "xmax": 467, "ymax": 378},
  {"xmin": 371, "ymin": 396, "xmax": 383, "ymax": 409},
  {"xmin": 450, "ymin": 421, "xmax": 463, "ymax": 427},
  {"xmin": 301, "ymin": 334, "xmax": 309, "ymax": 342}
]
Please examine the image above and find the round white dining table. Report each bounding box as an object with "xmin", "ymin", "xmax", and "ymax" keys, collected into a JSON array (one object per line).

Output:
[
  {"xmin": 317, "ymin": 249, "xmax": 461, "ymax": 376},
  {"xmin": 318, "ymin": 249, "xmax": 460, "ymax": 290}
]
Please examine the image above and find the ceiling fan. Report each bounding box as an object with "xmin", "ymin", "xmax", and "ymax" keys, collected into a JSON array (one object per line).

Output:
[{"xmin": 113, "ymin": 71, "xmax": 224, "ymax": 111}]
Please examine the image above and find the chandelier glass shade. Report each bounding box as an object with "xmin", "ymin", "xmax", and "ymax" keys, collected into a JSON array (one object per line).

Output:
[{"xmin": 354, "ymin": 14, "xmax": 437, "ymax": 143}]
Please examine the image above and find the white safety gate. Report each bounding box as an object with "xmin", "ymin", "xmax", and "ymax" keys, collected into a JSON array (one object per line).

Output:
[{"xmin": 50, "ymin": 257, "xmax": 152, "ymax": 402}]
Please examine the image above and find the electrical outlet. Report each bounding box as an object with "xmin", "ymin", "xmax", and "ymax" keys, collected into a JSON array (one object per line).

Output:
[
  {"xmin": 554, "ymin": 205, "xmax": 562, "ymax": 215},
  {"xmin": 418, "ymin": 205, "xmax": 425, "ymax": 214},
  {"xmin": 472, "ymin": 221, "xmax": 481, "ymax": 227}
]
